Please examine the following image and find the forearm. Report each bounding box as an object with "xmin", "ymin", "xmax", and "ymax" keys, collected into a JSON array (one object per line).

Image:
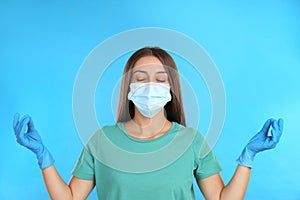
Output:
[
  {"xmin": 41, "ymin": 165, "xmax": 73, "ymax": 200},
  {"xmin": 220, "ymin": 165, "xmax": 251, "ymax": 200}
]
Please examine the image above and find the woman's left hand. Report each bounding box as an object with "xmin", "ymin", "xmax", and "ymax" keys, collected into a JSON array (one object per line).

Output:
[{"xmin": 237, "ymin": 118, "xmax": 284, "ymax": 168}]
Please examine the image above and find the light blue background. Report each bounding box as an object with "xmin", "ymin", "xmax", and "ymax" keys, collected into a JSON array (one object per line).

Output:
[{"xmin": 1, "ymin": 1, "xmax": 299, "ymax": 199}]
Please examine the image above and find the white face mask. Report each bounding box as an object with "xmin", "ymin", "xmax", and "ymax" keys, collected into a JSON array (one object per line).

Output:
[{"xmin": 127, "ymin": 82, "xmax": 172, "ymax": 118}]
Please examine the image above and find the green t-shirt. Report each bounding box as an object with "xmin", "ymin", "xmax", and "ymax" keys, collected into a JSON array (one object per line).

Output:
[{"xmin": 72, "ymin": 121, "xmax": 222, "ymax": 200}]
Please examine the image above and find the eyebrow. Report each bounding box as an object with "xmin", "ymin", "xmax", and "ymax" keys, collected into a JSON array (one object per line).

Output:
[{"xmin": 133, "ymin": 70, "xmax": 167, "ymax": 74}]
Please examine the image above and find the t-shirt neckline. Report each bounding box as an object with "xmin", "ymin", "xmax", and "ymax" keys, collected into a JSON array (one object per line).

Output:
[{"xmin": 116, "ymin": 121, "xmax": 177, "ymax": 143}]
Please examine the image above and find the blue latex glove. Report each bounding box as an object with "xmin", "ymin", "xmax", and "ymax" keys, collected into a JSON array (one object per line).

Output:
[
  {"xmin": 13, "ymin": 113, "xmax": 54, "ymax": 169},
  {"xmin": 237, "ymin": 118, "xmax": 284, "ymax": 168}
]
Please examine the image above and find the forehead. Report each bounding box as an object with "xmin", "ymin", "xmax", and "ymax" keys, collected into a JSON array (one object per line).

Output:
[{"xmin": 133, "ymin": 56, "xmax": 165, "ymax": 72}]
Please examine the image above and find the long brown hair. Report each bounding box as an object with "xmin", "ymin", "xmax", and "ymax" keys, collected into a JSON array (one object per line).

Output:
[{"xmin": 116, "ymin": 46, "xmax": 186, "ymax": 126}]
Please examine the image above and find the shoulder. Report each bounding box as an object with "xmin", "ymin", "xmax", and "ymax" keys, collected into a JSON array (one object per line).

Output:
[
  {"xmin": 90, "ymin": 123, "xmax": 120, "ymax": 137},
  {"xmin": 174, "ymin": 123, "xmax": 210, "ymax": 157},
  {"xmin": 172, "ymin": 123, "xmax": 207, "ymax": 148},
  {"xmin": 83, "ymin": 123, "xmax": 122, "ymax": 158},
  {"xmin": 85, "ymin": 123, "xmax": 120, "ymax": 147},
  {"xmin": 174, "ymin": 123, "xmax": 206, "ymax": 143}
]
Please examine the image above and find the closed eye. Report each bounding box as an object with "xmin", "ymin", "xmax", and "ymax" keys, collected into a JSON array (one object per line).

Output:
[{"xmin": 156, "ymin": 79, "xmax": 166, "ymax": 82}]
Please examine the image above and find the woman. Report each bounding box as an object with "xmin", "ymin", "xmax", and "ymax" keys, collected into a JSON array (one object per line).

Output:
[{"xmin": 13, "ymin": 46, "xmax": 283, "ymax": 199}]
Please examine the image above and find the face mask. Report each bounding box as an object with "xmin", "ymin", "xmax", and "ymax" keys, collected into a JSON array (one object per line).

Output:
[{"xmin": 128, "ymin": 82, "xmax": 172, "ymax": 118}]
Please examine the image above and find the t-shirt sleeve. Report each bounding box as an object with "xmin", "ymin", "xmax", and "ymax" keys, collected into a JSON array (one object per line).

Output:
[
  {"xmin": 72, "ymin": 147, "xmax": 95, "ymax": 180},
  {"xmin": 193, "ymin": 131, "xmax": 222, "ymax": 180}
]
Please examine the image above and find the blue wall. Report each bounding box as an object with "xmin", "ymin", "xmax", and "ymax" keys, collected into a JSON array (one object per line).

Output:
[{"xmin": 1, "ymin": 1, "xmax": 299, "ymax": 199}]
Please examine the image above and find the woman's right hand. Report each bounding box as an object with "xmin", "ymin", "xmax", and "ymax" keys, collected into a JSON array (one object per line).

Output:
[{"xmin": 13, "ymin": 113, "xmax": 55, "ymax": 169}]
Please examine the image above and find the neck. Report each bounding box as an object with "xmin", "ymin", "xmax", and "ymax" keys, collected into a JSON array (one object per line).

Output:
[
  {"xmin": 128, "ymin": 108, "xmax": 171, "ymax": 138},
  {"xmin": 133, "ymin": 109, "xmax": 166, "ymax": 126}
]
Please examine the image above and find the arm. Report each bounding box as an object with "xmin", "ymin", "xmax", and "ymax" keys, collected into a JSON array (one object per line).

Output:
[
  {"xmin": 219, "ymin": 165, "xmax": 250, "ymax": 199},
  {"xmin": 13, "ymin": 113, "xmax": 94, "ymax": 199},
  {"xmin": 197, "ymin": 165, "xmax": 250, "ymax": 200},
  {"xmin": 197, "ymin": 118, "xmax": 283, "ymax": 200},
  {"xmin": 42, "ymin": 166, "xmax": 94, "ymax": 200}
]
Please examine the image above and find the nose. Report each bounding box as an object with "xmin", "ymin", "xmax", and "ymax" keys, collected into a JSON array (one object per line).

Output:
[{"xmin": 149, "ymin": 75, "xmax": 157, "ymax": 83}]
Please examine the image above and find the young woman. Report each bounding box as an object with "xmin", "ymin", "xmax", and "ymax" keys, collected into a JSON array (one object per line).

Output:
[{"xmin": 13, "ymin": 47, "xmax": 283, "ymax": 200}]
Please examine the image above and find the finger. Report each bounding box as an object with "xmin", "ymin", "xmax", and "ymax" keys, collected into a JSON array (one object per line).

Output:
[
  {"xmin": 273, "ymin": 119, "xmax": 283, "ymax": 133},
  {"xmin": 16, "ymin": 115, "xmax": 30, "ymax": 137},
  {"xmin": 270, "ymin": 128, "xmax": 278, "ymax": 144},
  {"xmin": 19, "ymin": 117, "xmax": 31, "ymax": 138},
  {"xmin": 271, "ymin": 120, "xmax": 283, "ymax": 144},
  {"xmin": 28, "ymin": 118, "xmax": 35, "ymax": 132},
  {"xmin": 260, "ymin": 119, "xmax": 274, "ymax": 134},
  {"xmin": 273, "ymin": 119, "xmax": 279, "ymax": 130},
  {"xmin": 15, "ymin": 115, "xmax": 26, "ymax": 135},
  {"xmin": 269, "ymin": 129, "xmax": 282, "ymax": 147},
  {"xmin": 275, "ymin": 119, "xmax": 284, "ymax": 139},
  {"xmin": 13, "ymin": 113, "xmax": 20, "ymax": 130},
  {"xmin": 278, "ymin": 118, "xmax": 284, "ymax": 132},
  {"xmin": 250, "ymin": 119, "xmax": 274, "ymax": 142}
]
